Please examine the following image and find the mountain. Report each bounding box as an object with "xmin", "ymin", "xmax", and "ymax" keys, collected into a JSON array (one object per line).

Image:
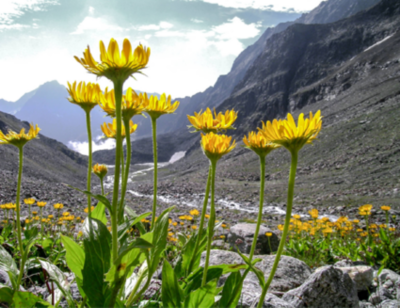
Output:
[
  {"xmin": 160, "ymin": 0, "xmax": 400, "ymax": 210},
  {"xmin": 152, "ymin": 0, "xmax": 382, "ymax": 135},
  {"xmin": 0, "ymin": 89, "xmax": 36, "ymax": 115}
]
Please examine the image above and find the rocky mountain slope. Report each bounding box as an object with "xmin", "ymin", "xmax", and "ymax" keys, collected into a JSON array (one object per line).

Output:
[
  {"xmin": 0, "ymin": 111, "xmax": 91, "ymax": 205},
  {"xmin": 127, "ymin": 0, "xmax": 400, "ymax": 216}
]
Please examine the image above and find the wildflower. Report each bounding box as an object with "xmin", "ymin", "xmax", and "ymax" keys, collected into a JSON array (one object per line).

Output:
[
  {"xmin": 141, "ymin": 219, "xmax": 149, "ymax": 223},
  {"xmin": 265, "ymin": 232, "xmax": 272, "ymax": 237},
  {"xmin": 53, "ymin": 203, "xmax": 64, "ymax": 210},
  {"xmin": 187, "ymin": 108, "xmax": 238, "ymax": 133},
  {"xmin": 37, "ymin": 202, "xmax": 46, "ymax": 207},
  {"xmin": 389, "ymin": 227, "xmax": 396, "ymax": 232},
  {"xmin": 353, "ymin": 219, "xmax": 360, "ymax": 224},
  {"xmin": 308, "ymin": 209, "xmax": 319, "ymax": 219},
  {"xmin": 277, "ymin": 224, "xmax": 284, "ymax": 231},
  {"xmin": 143, "ymin": 94, "xmax": 179, "ymax": 120},
  {"xmin": 201, "ymin": 132, "xmax": 236, "ymax": 161},
  {"xmin": 168, "ymin": 232, "xmax": 174, "ymax": 236},
  {"xmin": 191, "ymin": 225, "xmax": 197, "ymax": 230},
  {"xmin": 63, "ymin": 212, "xmax": 70, "ymax": 217},
  {"xmin": 0, "ymin": 124, "xmax": 40, "ymax": 148},
  {"xmin": 32, "ymin": 211, "xmax": 38, "ymax": 215},
  {"xmin": 101, "ymin": 119, "xmax": 137, "ymax": 139},
  {"xmin": 381, "ymin": 205, "xmax": 391, "ymax": 211},
  {"xmin": 172, "ymin": 222, "xmax": 178, "ymax": 226},
  {"xmin": 259, "ymin": 111, "xmax": 322, "ymax": 153},
  {"xmin": 221, "ymin": 224, "xmax": 227, "ymax": 228},
  {"xmin": 92, "ymin": 163, "xmax": 108, "ymax": 179},
  {"xmin": 25, "ymin": 219, "xmax": 30, "ymax": 224},
  {"xmin": 169, "ymin": 237, "xmax": 178, "ymax": 242},
  {"xmin": 205, "ymin": 214, "xmax": 210, "ymax": 219},
  {"xmin": 220, "ymin": 235, "xmax": 225, "ymax": 239},
  {"xmin": 78, "ymin": 231, "xmax": 83, "ymax": 237},
  {"xmin": 84, "ymin": 206, "xmax": 95, "ymax": 213},
  {"xmin": 74, "ymin": 38, "xmax": 150, "ymax": 83},
  {"xmin": 190, "ymin": 209, "xmax": 200, "ymax": 216},
  {"xmin": 41, "ymin": 218, "xmax": 47, "ymax": 223},
  {"xmin": 322, "ymin": 227, "xmax": 333, "ymax": 234},
  {"xmin": 243, "ymin": 131, "xmax": 281, "ymax": 157},
  {"xmin": 293, "ymin": 214, "xmax": 301, "ymax": 220},
  {"xmin": 66, "ymin": 81, "xmax": 102, "ymax": 112},
  {"xmin": 48, "ymin": 215, "xmax": 54, "ymax": 219},
  {"xmin": 24, "ymin": 198, "xmax": 35, "ymax": 205},
  {"xmin": 180, "ymin": 222, "xmax": 184, "ymax": 226}
]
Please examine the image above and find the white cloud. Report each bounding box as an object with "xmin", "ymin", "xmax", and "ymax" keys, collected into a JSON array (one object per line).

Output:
[
  {"xmin": 213, "ymin": 17, "xmax": 261, "ymax": 40},
  {"xmin": 68, "ymin": 138, "xmax": 116, "ymax": 156},
  {"xmin": 0, "ymin": 0, "xmax": 59, "ymax": 24},
  {"xmin": 0, "ymin": 23, "xmax": 29, "ymax": 30},
  {"xmin": 137, "ymin": 21, "xmax": 174, "ymax": 31},
  {"xmin": 191, "ymin": 18, "xmax": 204, "ymax": 23},
  {"xmin": 71, "ymin": 16, "xmax": 124, "ymax": 35},
  {"xmin": 193, "ymin": 0, "xmax": 324, "ymax": 13}
]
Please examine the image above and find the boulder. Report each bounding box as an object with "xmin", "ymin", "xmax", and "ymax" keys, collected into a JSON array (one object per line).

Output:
[
  {"xmin": 200, "ymin": 250, "xmax": 311, "ymax": 305},
  {"xmin": 369, "ymin": 269, "xmax": 400, "ymax": 305},
  {"xmin": 227, "ymin": 223, "xmax": 279, "ymax": 254},
  {"xmin": 282, "ymin": 266, "xmax": 359, "ymax": 308},
  {"xmin": 319, "ymin": 265, "xmax": 373, "ymax": 291}
]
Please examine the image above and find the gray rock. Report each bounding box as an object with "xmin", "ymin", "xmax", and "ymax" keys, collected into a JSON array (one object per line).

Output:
[
  {"xmin": 369, "ymin": 269, "xmax": 400, "ymax": 305},
  {"xmin": 227, "ymin": 223, "xmax": 279, "ymax": 254},
  {"xmin": 338, "ymin": 266, "xmax": 373, "ymax": 291},
  {"xmin": 282, "ymin": 266, "xmax": 359, "ymax": 308},
  {"xmin": 237, "ymin": 284, "xmax": 294, "ymax": 308},
  {"xmin": 378, "ymin": 300, "xmax": 400, "ymax": 308},
  {"xmin": 212, "ymin": 239, "xmax": 230, "ymax": 250},
  {"xmin": 200, "ymin": 250, "xmax": 311, "ymax": 306},
  {"xmin": 0, "ymin": 269, "xmax": 11, "ymax": 287},
  {"xmin": 358, "ymin": 302, "xmax": 374, "ymax": 308},
  {"xmin": 334, "ymin": 259, "xmax": 354, "ymax": 267}
]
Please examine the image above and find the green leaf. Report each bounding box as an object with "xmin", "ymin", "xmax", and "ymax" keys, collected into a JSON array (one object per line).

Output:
[
  {"xmin": 149, "ymin": 206, "xmax": 175, "ymax": 274},
  {"xmin": 0, "ymin": 244, "xmax": 19, "ymax": 277},
  {"xmin": 91, "ymin": 202, "xmax": 107, "ymax": 225},
  {"xmin": 117, "ymin": 212, "xmax": 152, "ymax": 244},
  {"xmin": 22, "ymin": 230, "xmax": 39, "ymax": 263},
  {"xmin": 0, "ymin": 284, "xmax": 13, "ymax": 304},
  {"xmin": 39, "ymin": 259, "xmax": 76, "ymax": 308},
  {"xmin": 236, "ymin": 249, "xmax": 264, "ymax": 287},
  {"xmin": 218, "ymin": 272, "xmax": 243, "ymax": 308},
  {"xmin": 184, "ymin": 267, "xmax": 223, "ymax": 296},
  {"xmin": 81, "ymin": 218, "xmax": 111, "ymax": 308},
  {"xmin": 184, "ymin": 279, "xmax": 217, "ymax": 308},
  {"xmin": 161, "ymin": 260, "xmax": 182, "ymax": 308},
  {"xmin": 61, "ymin": 235, "xmax": 85, "ymax": 280},
  {"xmin": 13, "ymin": 291, "xmax": 54, "ymax": 308}
]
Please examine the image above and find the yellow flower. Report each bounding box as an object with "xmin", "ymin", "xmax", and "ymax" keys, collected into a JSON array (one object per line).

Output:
[
  {"xmin": 221, "ymin": 224, "xmax": 227, "ymax": 228},
  {"xmin": 277, "ymin": 224, "xmax": 284, "ymax": 231},
  {"xmin": 359, "ymin": 204, "xmax": 373, "ymax": 211},
  {"xmin": 243, "ymin": 131, "xmax": 280, "ymax": 157},
  {"xmin": 201, "ymin": 132, "xmax": 236, "ymax": 161},
  {"xmin": 41, "ymin": 218, "xmax": 47, "ymax": 223},
  {"xmin": 92, "ymin": 163, "xmax": 108, "ymax": 179},
  {"xmin": 67, "ymin": 81, "xmax": 102, "ymax": 112},
  {"xmin": 265, "ymin": 232, "xmax": 272, "ymax": 237},
  {"xmin": 190, "ymin": 209, "xmax": 200, "ymax": 216},
  {"xmin": 308, "ymin": 209, "xmax": 319, "ymax": 219},
  {"xmin": 24, "ymin": 198, "xmax": 35, "ymax": 205},
  {"xmin": 53, "ymin": 203, "xmax": 64, "ymax": 210},
  {"xmin": 48, "ymin": 215, "xmax": 54, "ymax": 219},
  {"xmin": 205, "ymin": 214, "xmax": 210, "ymax": 219},
  {"xmin": 172, "ymin": 222, "xmax": 178, "ymax": 226},
  {"xmin": 293, "ymin": 214, "xmax": 301, "ymax": 220},
  {"xmin": 191, "ymin": 225, "xmax": 197, "ymax": 230},
  {"xmin": 353, "ymin": 219, "xmax": 360, "ymax": 224},
  {"xmin": 180, "ymin": 222, "xmax": 184, "ymax": 225},
  {"xmin": 141, "ymin": 219, "xmax": 150, "ymax": 223},
  {"xmin": 143, "ymin": 93, "xmax": 179, "ymax": 120},
  {"xmin": 25, "ymin": 219, "xmax": 30, "ymax": 224},
  {"xmin": 63, "ymin": 212, "xmax": 70, "ymax": 217},
  {"xmin": 99, "ymin": 87, "xmax": 147, "ymax": 120},
  {"xmin": 381, "ymin": 205, "xmax": 391, "ymax": 211},
  {"xmin": 84, "ymin": 206, "xmax": 95, "ymax": 213},
  {"xmin": 32, "ymin": 211, "xmax": 38, "ymax": 215},
  {"xmin": 78, "ymin": 231, "xmax": 83, "ymax": 237},
  {"xmin": 220, "ymin": 235, "xmax": 225, "ymax": 239},
  {"xmin": 37, "ymin": 202, "xmax": 47, "ymax": 207},
  {"xmin": 0, "ymin": 123, "xmax": 40, "ymax": 148},
  {"xmin": 259, "ymin": 111, "xmax": 322, "ymax": 153},
  {"xmin": 389, "ymin": 227, "xmax": 396, "ymax": 232},
  {"xmin": 101, "ymin": 118, "xmax": 137, "ymax": 139},
  {"xmin": 169, "ymin": 237, "xmax": 178, "ymax": 242},
  {"xmin": 74, "ymin": 38, "xmax": 150, "ymax": 82},
  {"xmin": 322, "ymin": 227, "xmax": 333, "ymax": 234},
  {"xmin": 187, "ymin": 108, "xmax": 238, "ymax": 133}
]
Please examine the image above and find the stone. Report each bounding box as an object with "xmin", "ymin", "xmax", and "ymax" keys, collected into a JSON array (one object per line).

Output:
[
  {"xmin": 227, "ymin": 223, "xmax": 279, "ymax": 255},
  {"xmin": 378, "ymin": 300, "xmax": 400, "ymax": 308},
  {"xmin": 200, "ymin": 250, "xmax": 311, "ymax": 306},
  {"xmin": 369, "ymin": 269, "xmax": 400, "ymax": 305},
  {"xmin": 282, "ymin": 266, "xmax": 359, "ymax": 308},
  {"xmin": 212, "ymin": 239, "xmax": 231, "ymax": 250},
  {"xmin": 143, "ymin": 279, "xmax": 161, "ymax": 299},
  {"xmin": 337, "ymin": 266, "xmax": 374, "ymax": 291}
]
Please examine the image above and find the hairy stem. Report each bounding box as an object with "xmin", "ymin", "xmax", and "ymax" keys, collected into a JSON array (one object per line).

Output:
[
  {"xmin": 150, "ymin": 117, "xmax": 158, "ymax": 229},
  {"xmin": 257, "ymin": 150, "xmax": 298, "ymax": 308},
  {"xmin": 202, "ymin": 159, "xmax": 217, "ymax": 287},
  {"xmin": 120, "ymin": 118, "xmax": 132, "ymax": 208},
  {"xmin": 16, "ymin": 147, "xmax": 25, "ymax": 290}
]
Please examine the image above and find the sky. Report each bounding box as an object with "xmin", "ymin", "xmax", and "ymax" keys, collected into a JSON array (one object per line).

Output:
[{"xmin": 0, "ymin": 0, "xmax": 324, "ymax": 102}]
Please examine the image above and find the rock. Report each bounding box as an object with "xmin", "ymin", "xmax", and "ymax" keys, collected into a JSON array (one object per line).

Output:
[
  {"xmin": 212, "ymin": 239, "xmax": 230, "ymax": 250},
  {"xmin": 336, "ymin": 266, "xmax": 374, "ymax": 291},
  {"xmin": 0, "ymin": 269, "xmax": 11, "ymax": 287},
  {"xmin": 227, "ymin": 223, "xmax": 279, "ymax": 254},
  {"xmin": 369, "ymin": 269, "xmax": 400, "ymax": 305},
  {"xmin": 378, "ymin": 299, "xmax": 400, "ymax": 308},
  {"xmin": 334, "ymin": 259, "xmax": 354, "ymax": 267},
  {"xmin": 282, "ymin": 266, "xmax": 359, "ymax": 308},
  {"xmin": 143, "ymin": 279, "xmax": 161, "ymax": 299},
  {"xmin": 200, "ymin": 250, "xmax": 311, "ymax": 306},
  {"xmin": 239, "ymin": 285, "xmax": 294, "ymax": 308}
]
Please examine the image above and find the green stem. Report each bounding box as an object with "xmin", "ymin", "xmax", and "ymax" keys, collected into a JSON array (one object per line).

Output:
[
  {"xmin": 249, "ymin": 155, "xmax": 266, "ymax": 260},
  {"xmin": 150, "ymin": 117, "xmax": 158, "ymax": 230},
  {"xmin": 126, "ymin": 254, "xmax": 151, "ymax": 306},
  {"xmin": 40, "ymin": 207, "xmax": 43, "ymax": 235},
  {"xmin": 257, "ymin": 150, "xmax": 298, "ymax": 308},
  {"xmin": 120, "ymin": 118, "xmax": 132, "ymax": 208},
  {"xmin": 15, "ymin": 147, "xmax": 25, "ymax": 291},
  {"xmin": 188, "ymin": 165, "xmax": 212, "ymax": 274},
  {"xmin": 121, "ymin": 142, "xmax": 125, "ymax": 187},
  {"xmin": 85, "ymin": 111, "xmax": 93, "ymax": 218},
  {"xmin": 100, "ymin": 179, "xmax": 105, "ymax": 196},
  {"xmin": 202, "ymin": 159, "xmax": 217, "ymax": 287},
  {"xmin": 111, "ymin": 80, "xmax": 123, "ymax": 262}
]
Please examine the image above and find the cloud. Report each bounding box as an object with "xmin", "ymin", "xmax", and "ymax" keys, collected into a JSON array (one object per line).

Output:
[
  {"xmin": 68, "ymin": 137, "xmax": 116, "ymax": 156},
  {"xmin": 136, "ymin": 21, "xmax": 174, "ymax": 31},
  {"xmin": 191, "ymin": 0, "xmax": 324, "ymax": 13},
  {"xmin": 71, "ymin": 16, "xmax": 124, "ymax": 35},
  {"xmin": 0, "ymin": 0, "xmax": 59, "ymax": 24},
  {"xmin": 154, "ymin": 17, "xmax": 261, "ymax": 56},
  {"xmin": 191, "ymin": 18, "xmax": 204, "ymax": 23}
]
